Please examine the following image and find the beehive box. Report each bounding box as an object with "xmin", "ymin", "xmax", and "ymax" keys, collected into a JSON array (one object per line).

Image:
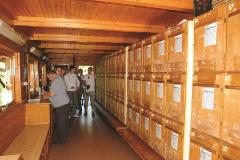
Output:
[
  {"xmin": 167, "ymin": 21, "xmax": 191, "ymax": 73},
  {"xmin": 150, "ymin": 113, "xmax": 166, "ymax": 158},
  {"xmin": 152, "ymin": 33, "xmax": 168, "ymax": 73},
  {"xmin": 119, "ymin": 74, "xmax": 125, "ymax": 99},
  {"xmin": 219, "ymin": 141, "xmax": 240, "ymax": 160},
  {"xmin": 194, "ymin": 4, "xmax": 226, "ymax": 72},
  {"xmin": 142, "ymin": 37, "xmax": 153, "ymax": 73},
  {"xmin": 192, "ymin": 73, "xmax": 224, "ymax": 139},
  {"xmin": 225, "ymin": 1, "xmax": 240, "ymax": 72},
  {"xmin": 140, "ymin": 109, "xmax": 151, "ymax": 144},
  {"xmin": 166, "ymin": 73, "xmax": 186, "ymax": 123},
  {"xmin": 153, "ymin": 73, "xmax": 169, "ymax": 115},
  {"xmin": 118, "ymin": 49, "xmax": 125, "ymax": 73},
  {"xmin": 134, "ymin": 74, "xmax": 142, "ymax": 107},
  {"xmin": 222, "ymin": 73, "xmax": 240, "ymax": 148},
  {"xmin": 190, "ymin": 129, "xmax": 220, "ymax": 160},
  {"xmin": 142, "ymin": 74, "xmax": 153, "ymax": 110},
  {"xmin": 127, "ymin": 104, "xmax": 134, "ymax": 129},
  {"xmin": 132, "ymin": 106, "xmax": 142, "ymax": 137},
  {"xmin": 127, "ymin": 74, "xmax": 135, "ymax": 103},
  {"xmin": 134, "ymin": 42, "xmax": 143, "ymax": 73},
  {"xmin": 118, "ymin": 100, "xmax": 125, "ymax": 123},
  {"xmin": 164, "ymin": 118, "xmax": 184, "ymax": 160},
  {"xmin": 128, "ymin": 45, "xmax": 135, "ymax": 73}
]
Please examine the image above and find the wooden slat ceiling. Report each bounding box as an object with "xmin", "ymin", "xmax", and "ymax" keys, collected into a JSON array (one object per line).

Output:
[{"xmin": 0, "ymin": 0, "xmax": 194, "ymax": 65}]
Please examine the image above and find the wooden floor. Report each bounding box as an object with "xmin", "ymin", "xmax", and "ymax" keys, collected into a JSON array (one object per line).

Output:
[{"xmin": 47, "ymin": 107, "xmax": 140, "ymax": 160}]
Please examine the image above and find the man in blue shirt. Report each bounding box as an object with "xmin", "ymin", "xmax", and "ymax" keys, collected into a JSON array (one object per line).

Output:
[{"xmin": 43, "ymin": 70, "xmax": 70, "ymax": 144}]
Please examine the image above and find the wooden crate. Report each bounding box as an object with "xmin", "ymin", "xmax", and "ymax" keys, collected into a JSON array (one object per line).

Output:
[
  {"xmin": 140, "ymin": 109, "xmax": 151, "ymax": 144},
  {"xmin": 166, "ymin": 21, "xmax": 190, "ymax": 73},
  {"xmin": 142, "ymin": 38, "xmax": 153, "ymax": 73},
  {"xmin": 153, "ymin": 73, "xmax": 169, "ymax": 116},
  {"xmin": 222, "ymin": 73, "xmax": 240, "ymax": 147},
  {"xmin": 152, "ymin": 33, "xmax": 168, "ymax": 73},
  {"xmin": 128, "ymin": 45, "xmax": 135, "ymax": 73},
  {"xmin": 134, "ymin": 74, "xmax": 142, "ymax": 107},
  {"xmin": 142, "ymin": 74, "xmax": 153, "ymax": 110},
  {"xmin": 132, "ymin": 106, "xmax": 143, "ymax": 137},
  {"xmin": 119, "ymin": 49, "xmax": 125, "ymax": 73},
  {"xmin": 190, "ymin": 129, "xmax": 220, "ymax": 160},
  {"xmin": 165, "ymin": 118, "xmax": 184, "ymax": 160},
  {"xmin": 194, "ymin": 5, "xmax": 226, "ymax": 72},
  {"xmin": 192, "ymin": 73, "xmax": 224, "ymax": 139},
  {"xmin": 166, "ymin": 73, "xmax": 186, "ymax": 123},
  {"xmin": 219, "ymin": 142, "xmax": 240, "ymax": 160},
  {"xmin": 150, "ymin": 113, "xmax": 166, "ymax": 158},
  {"xmin": 127, "ymin": 103, "xmax": 134, "ymax": 129},
  {"xmin": 127, "ymin": 74, "xmax": 135, "ymax": 104},
  {"xmin": 225, "ymin": 0, "xmax": 240, "ymax": 72},
  {"xmin": 119, "ymin": 74, "xmax": 125, "ymax": 99},
  {"xmin": 134, "ymin": 42, "xmax": 143, "ymax": 73}
]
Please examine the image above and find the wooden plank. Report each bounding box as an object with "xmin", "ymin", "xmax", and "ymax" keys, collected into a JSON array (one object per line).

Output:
[
  {"xmin": 39, "ymin": 43, "xmax": 123, "ymax": 50},
  {"xmin": 13, "ymin": 16, "xmax": 165, "ymax": 33},
  {"xmin": 87, "ymin": 0, "xmax": 194, "ymax": 12},
  {"xmin": 30, "ymin": 34, "xmax": 138, "ymax": 43},
  {"xmin": 0, "ymin": 155, "xmax": 23, "ymax": 160},
  {"xmin": 0, "ymin": 104, "xmax": 25, "ymax": 155},
  {"xmin": 45, "ymin": 49, "xmax": 109, "ymax": 54},
  {"xmin": 0, "ymin": 4, "xmax": 14, "ymax": 25},
  {"xmin": 3, "ymin": 125, "xmax": 49, "ymax": 160}
]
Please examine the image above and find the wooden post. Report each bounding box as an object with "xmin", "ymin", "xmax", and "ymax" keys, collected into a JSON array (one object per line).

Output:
[
  {"xmin": 183, "ymin": 20, "xmax": 194, "ymax": 160},
  {"xmin": 124, "ymin": 46, "xmax": 128, "ymax": 125}
]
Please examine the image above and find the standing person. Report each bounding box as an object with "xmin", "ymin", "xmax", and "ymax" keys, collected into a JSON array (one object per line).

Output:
[
  {"xmin": 64, "ymin": 66, "xmax": 80, "ymax": 118},
  {"xmin": 43, "ymin": 70, "xmax": 70, "ymax": 144},
  {"xmin": 55, "ymin": 66, "xmax": 62, "ymax": 77},
  {"xmin": 77, "ymin": 69, "xmax": 84, "ymax": 115},
  {"xmin": 83, "ymin": 67, "xmax": 96, "ymax": 117}
]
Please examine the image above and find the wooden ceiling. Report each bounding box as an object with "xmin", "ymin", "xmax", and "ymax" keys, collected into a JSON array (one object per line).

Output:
[{"xmin": 0, "ymin": 0, "xmax": 194, "ymax": 65}]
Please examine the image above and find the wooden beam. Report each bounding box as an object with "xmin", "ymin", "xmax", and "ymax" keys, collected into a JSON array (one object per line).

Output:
[
  {"xmin": 13, "ymin": 16, "xmax": 165, "ymax": 33},
  {"xmin": 45, "ymin": 49, "xmax": 109, "ymax": 54},
  {"xmin": 39, "ymin": 43, "xmax": 123, "ymax": 50},
  {"xmin": 0, "ymin": 4, "xmax": 14, "ymax": 24},
  {"xmin": 30, "ymin": 34, "xmax": 138, "ymax": 44},
  {"xmin": 87, "ymin": 0, "xmax": 194, "ymax": 12}
]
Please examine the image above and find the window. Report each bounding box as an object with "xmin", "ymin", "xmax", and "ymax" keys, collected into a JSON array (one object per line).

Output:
[
  {"xmin": 0, "ymin": 55, "xmax": 15, "ymax": 106},
  {"xmin": 28, "ymin": 57, "xmax": 39, "ymax": 99}
]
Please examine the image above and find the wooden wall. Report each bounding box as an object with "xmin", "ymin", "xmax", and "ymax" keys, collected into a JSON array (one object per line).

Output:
[{"xmin": 0, "ymin": 104, "xmax": 25, "ymax": 154}]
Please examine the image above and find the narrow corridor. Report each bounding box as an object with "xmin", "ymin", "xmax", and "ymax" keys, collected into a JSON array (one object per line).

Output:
[{"xmin": 48, "ymin": 108, "xmax": 140, "ymax": 160}]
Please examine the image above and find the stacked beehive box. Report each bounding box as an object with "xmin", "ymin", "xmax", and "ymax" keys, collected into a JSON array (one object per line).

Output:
[{"xmin": 95, "ymin": 1, "xmax": 240, "ymax": 159}]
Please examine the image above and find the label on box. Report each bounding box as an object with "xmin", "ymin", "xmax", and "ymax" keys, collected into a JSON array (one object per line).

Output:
[
  {"xmin": 136, "ymin": 112, "xmax": 140, "ymax": 124},
  {"xmin": 157, "ymin": 83, "xmax": 164, "ymax": 98},
  {"xmin": 137, "ymin": 48, "xmax": 141, "ymax": 61},
  {"xmin": 200, "ymin": 147, "xmax": 212, "ymax": 160},
  {"xmin": 129, "ymin": 80, "xmax": 133, "ymax": 91},
  {"xmin": 144, "ymin": 117, "xmax": 149, "ymax": 131},
  {"xmin": 156, "ymin": 123, "xmax": 162, "ymax": 139},
  {"xmin": 158, "ymin": 40, "xmax": 165, "ymax": 56},
  {"xmin": 173, "ymin": 85, "xmax": 181, "ymax": 102},
  {"xmin": 136, "ymin": 80, "xmax": 140, "ymax": 93},
  {"xmin": 204, "ymin": 22, "xmax": 217, "ymax": 47},
  {"xmin": 202, "ymin": 87, "xmax": 215, "ymax": 110},
  {"xmin": 175, "ymin": 34, "xmax": 183, "ymax": 53},
  {"xmin": 129, "ymin": 51, "xmax": 134, "ymax": 62},
  {"xmin": 146, "ymin": 45, "xmax": 152, "ymax": 58},
  {"xmin": 145, "ymin": 81, "xmax": 150, "ymax": 96},
  {"xmin": 171, "ymin": 132, "xmax": 179, "ymax": 150},
  {"xmin": 128, "ymin": 108, "xmax": 132, "ymax": 119}
]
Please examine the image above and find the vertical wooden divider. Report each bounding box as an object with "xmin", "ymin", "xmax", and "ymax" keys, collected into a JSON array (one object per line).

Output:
[
  {"xmin": 183, "ymin": 21, "xmax": 194, "ymax": 160},
  {"xmin": 124, "ymin": 47, "xmax": 128, "ymax": 125}
]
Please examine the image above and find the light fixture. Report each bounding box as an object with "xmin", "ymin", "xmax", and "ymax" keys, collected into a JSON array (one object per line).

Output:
[
  {"xmin": 30, "ymin": 47, "xmax": 43, "ymax": 57},
  {"xmin": 0, "ymin": 19, "xmax": 26, "ymax": 46}
]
